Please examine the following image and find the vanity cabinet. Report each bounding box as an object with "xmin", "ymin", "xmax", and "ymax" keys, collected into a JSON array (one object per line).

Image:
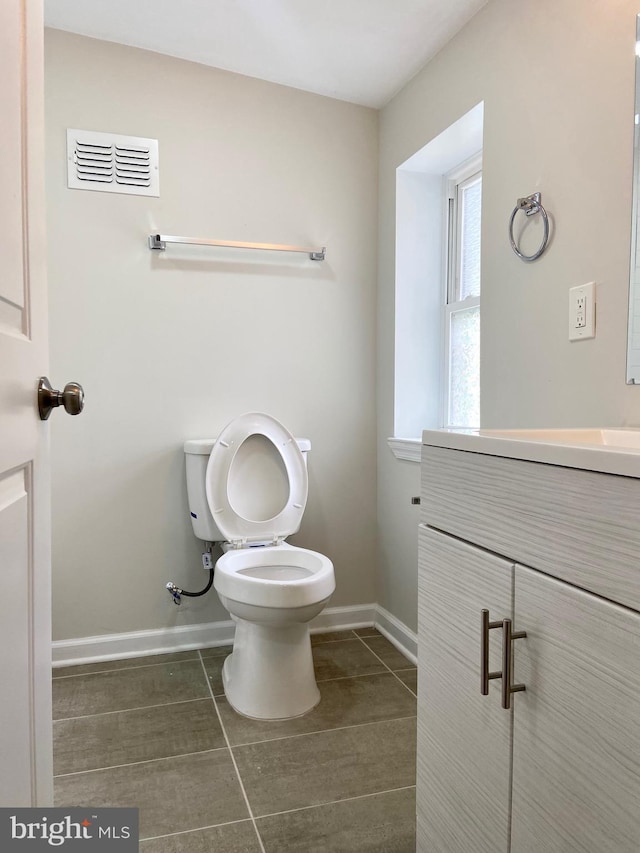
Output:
[{"xmin": 417, "ymin": 445, "xmax": 640, "ymax": 853}]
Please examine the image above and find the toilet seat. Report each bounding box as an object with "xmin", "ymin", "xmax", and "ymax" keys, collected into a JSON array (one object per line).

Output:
[
  {"xmin": 206, "ymin": 412, "xmax": 308, "ymax": 546},
  {"xmin": 214, "ymin": 542, "xmax": 335, "ymax": 609}
]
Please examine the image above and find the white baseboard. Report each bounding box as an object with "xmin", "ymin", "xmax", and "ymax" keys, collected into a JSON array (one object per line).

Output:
[
  {"xmin": 52, "ymin": 619, "xmax": 236, "ymax": 668},
  {"xmin": 52, "ymin": 603, "xmax": 417, "ymax": 669},
  {"xmin": 310, "ymin": 603, "xmax": 377, "ymax": 634},
  {"xmin": 374, "ymin": 604, "xmax": 417, "ymax": 666},
  {"xmin": 52, "ymin": 603, "xmax": 379, "ymax": 668}
]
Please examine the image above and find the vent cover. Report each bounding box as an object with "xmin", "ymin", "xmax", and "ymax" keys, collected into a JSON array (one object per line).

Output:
[{"xmin": 67, "ymin": 129, "xmax": 159, "ymax": 197}]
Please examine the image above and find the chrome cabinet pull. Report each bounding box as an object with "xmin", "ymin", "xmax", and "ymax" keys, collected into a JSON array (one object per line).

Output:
[
  {"xmin": 481, "ymin": 609, "xmax": 503, "ymax": 695},
  {"xmin": 501, "ymin": 618, "xmax": 527, "ymax": 710}
]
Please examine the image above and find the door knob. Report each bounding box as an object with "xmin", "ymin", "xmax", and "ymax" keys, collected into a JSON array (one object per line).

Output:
[{"xmin": 38, "ymin": 376, "xmax": 85, "ymax": 421}]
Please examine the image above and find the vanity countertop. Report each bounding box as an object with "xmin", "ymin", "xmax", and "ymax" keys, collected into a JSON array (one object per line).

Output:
[{"xmin": 421, "ymin": 427, "xmax": 640, "ymax": 479}]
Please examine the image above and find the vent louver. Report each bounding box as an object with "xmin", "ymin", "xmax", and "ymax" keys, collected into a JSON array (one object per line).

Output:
[
  {"xmin": 67, "ymin": 129, "xmax": 159, "ymax": 197},
  {"xmin": 115, "ymin": 144, "xmax": 151, "ymax": 188}
]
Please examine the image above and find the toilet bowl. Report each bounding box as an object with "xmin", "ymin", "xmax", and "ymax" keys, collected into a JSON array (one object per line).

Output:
[
  {"xmin": 184, "ymin": 412, "xmax": 335, "ymax": 720},
  {"xmin": 216, "ymin": 542, "xmax": 334, "ymax": 719}
]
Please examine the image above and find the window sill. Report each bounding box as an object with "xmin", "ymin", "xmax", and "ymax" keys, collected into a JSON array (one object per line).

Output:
[{"xmin": 388, "ymin": 437, "xmax": 421, "ymax": 463}]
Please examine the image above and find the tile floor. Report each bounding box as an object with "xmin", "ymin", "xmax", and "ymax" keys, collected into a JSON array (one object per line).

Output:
[{"xmin": 53, "ymin": 628, "xmax": 417, "ymax": 852}]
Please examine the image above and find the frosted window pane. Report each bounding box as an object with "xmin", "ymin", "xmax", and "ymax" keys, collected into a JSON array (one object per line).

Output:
[
  {"xmin": 449, "ymin": 306, "xmax": 480, "ymax": 427},
  {"xmin": 460, "ymin": 179, "xmax": 482, "ymax": 300}
]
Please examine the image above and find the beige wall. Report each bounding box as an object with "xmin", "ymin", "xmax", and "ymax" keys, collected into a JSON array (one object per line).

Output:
[
  {"xmin": 378, "ymin": 0, "xmax": 640, "ymax": 630},
  {"xmin": 48, "ymin": 0, "xmax": 639, "ymax": 643},
  {"xmin": 45, "ymin": 30, "xmax": 378, "ymax": 641}
]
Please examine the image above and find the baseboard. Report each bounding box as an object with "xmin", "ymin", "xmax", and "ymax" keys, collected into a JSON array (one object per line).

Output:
[
  {"xmin": 52, "ymin": 603, "xmax": 379, "ymax": 668},
  {"xmin": 51, "ymin": 619, "xmax": 236, "ymax": 668},
  {"xmin": 51, "ymin": 603, "xmax": 416, "ymax": 669},
  {"xmin": 374, "ymin": 604, "xmax": 417, "ymax": 666},
  {"xmin": 310, "ymin": 603, "xmax": 377, "ymax": 634}
]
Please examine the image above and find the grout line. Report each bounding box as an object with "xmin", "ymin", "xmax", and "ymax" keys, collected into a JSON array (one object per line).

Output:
[
  {"xmin": 254, "ymin": 783, "xmax": 417, "ymax": 822},
  {"xmin": 315, "ymin": 669, "xmax": 388, "ymax": 684},
  {"xmin": 139, "ymin": 784, "xmax": 418, "ymax": 842},
  {"xmin": 53, "ymin": 696, "xmax": 211, "ymax": 723},
  {"xmin": 394, "ymin": 671, "xmax": 417, "ymax": 698},
  {"xmin": 52, "ymin": 657, "xmax": 202, "ymax": 679},
  {"xmin": 197, "ymin": 651, "xmax": 267, "ymax": 853},
  {"xmin": 53, "ymin": 746, "xmax": 229, "ymax": 778},
  {"xmin": 53, "ymin": 637, "xmax": 365, "ymax": 677},
  {"xmin": 310, "ymin": 633, "xmax": 360, "ymax": 646},
  {"xmin": 229, "ymin": 714, "xmax": 418, "ymax": 749},
  {"xmin": 353, "ymin": 635, "xmax": 418, "ymax": 699},
  {"xmin": 140, "ymin": 817, "xmax": 254, "ymax": 843}
]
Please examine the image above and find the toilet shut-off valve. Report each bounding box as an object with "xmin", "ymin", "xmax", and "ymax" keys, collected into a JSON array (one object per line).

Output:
[
  {"xmin": 165, "ymin": 548, "xmax": 216, "ymax": 605},
  {"xmin": 165, "ymin": 582, "xmax": 182, "ymax": 605}
]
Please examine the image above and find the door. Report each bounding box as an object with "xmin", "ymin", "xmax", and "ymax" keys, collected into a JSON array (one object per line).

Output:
[
  {"xmin": 0, "ymin": 0, "xmax": 52, "ymax": 806},
  {"xmin": 511, "ymin": 565, "xmax": 640, "ymax": 852},
  {"xmin": 417, "ymin": 525, "xmax": 513, "ymax": 853}
]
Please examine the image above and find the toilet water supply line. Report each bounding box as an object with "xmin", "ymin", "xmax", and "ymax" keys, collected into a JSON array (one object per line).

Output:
[{"xmin": 166, "ymin": 543, "xmax": 216, "ymax": 605}]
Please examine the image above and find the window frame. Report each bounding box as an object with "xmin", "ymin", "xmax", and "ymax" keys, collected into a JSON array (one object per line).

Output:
[{"xmin": 441, "ymin": 153, "xmax": 482, "ymax": 429}]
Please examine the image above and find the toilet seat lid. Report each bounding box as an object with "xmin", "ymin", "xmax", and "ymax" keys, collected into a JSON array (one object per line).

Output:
[{"xmin": 205, "ymin": 412, "xmax": 308, "ymax": 545}]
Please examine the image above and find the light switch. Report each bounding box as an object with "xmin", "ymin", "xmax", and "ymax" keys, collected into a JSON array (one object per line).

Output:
[{"xmin": 569, "ymin": 282, "xmax": 595, "ymax": 341}]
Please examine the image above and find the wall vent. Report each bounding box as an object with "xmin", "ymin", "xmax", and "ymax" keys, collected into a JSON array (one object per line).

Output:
[{"xmin": 67, "ymin": 129, "xmax": 159, "ymax": 197}]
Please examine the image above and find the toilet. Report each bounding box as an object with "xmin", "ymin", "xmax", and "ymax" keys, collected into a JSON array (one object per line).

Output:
[{"xmin": 184, "ymin": 412, "xmax": 335, "ymax": 720}]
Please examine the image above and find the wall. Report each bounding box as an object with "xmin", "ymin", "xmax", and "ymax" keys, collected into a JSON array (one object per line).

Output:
[
  {"xmin": 378, "ymin": 0, "xmax": 640, "ymax": 630},
  {"xmin": 45, "ymin": 30, "xmax": 378, "ymax": 641}
]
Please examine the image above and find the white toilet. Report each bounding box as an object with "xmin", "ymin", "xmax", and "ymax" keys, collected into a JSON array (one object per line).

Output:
[{"xmin": 184, "ymin": 412, "xmax": 335, "ymax": 720}]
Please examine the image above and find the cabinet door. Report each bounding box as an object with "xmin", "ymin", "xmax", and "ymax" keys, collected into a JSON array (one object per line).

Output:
[
  {"xmin": 417, "ymin": 525, "xmax": 513, "ymax": 853},
  {"xmin": 511, "ymin": 565, "xmax": 640, "ymax": 853}
]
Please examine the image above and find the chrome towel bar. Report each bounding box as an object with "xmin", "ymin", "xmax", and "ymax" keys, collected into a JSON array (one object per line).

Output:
[{"xmin": 148, "ymin": 234, "xmax": 326, "ymax": 261}]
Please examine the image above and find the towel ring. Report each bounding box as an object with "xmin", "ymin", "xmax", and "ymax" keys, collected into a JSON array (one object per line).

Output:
[{"xmin": 508, "ymin": 192, "xmax": 550, "ymax": 262}]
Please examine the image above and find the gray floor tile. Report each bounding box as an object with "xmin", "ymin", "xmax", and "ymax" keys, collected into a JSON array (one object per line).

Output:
[
  {"xmin": 353, "ymin": 627, "xmax": 382, "ymax": 638},
  {"xmin": 54, "ymin": 699, "xmax": 224, "ymax": 775},
  {"xmin": 201, "ymin": 655, "xmax": 226, "ymax": 696},
  {"xmin": 54, "ymin": 750, "xmax": 248, "ymax": 839},
  {"xmin": 53, "ymin": 652, "xmax": 199, "ymax": 679},
  {"xmin": 312, "ymin": 639, "xmax": 387, "ymax": 681},
  {"xmin": 233, "ymin": 717, "xmax": 417, "ymax": 817},
  {"xmin": 310, "ymin": 630, "xmax": 355, "ymax": 645},
  {"xmin": 360, "ymin": 636, "xmax": 415, "ymax": 671},
  {"xmin": 140, "ymin": 820, "xmax": 261, "ymax": 852},
  {"xmin": 53, "ymin": 660, "xmax": 209, "ymax": 719},
  {"xmin": 219, "ymin": 673, "xmax": 416, "ymax": 746},
  {"xmin": 395, "ymin": 669, "xmax": 418, "ymax": 696},
  {"xmin": 257, "ymin": 787, "xmax": 416, "ymax": 853},
  {"xmin": 198, "ymin": 645, "xmax": 233, "ymax": 659}
]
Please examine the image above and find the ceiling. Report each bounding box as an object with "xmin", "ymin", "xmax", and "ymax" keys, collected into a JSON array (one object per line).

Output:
[{"xmin": 43, "ymin": 0, "xmax": 487, "ymax": 108}]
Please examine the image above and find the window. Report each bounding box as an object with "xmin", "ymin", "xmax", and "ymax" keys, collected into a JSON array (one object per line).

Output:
[
  {"xmin": 390, "ymin": 102, "xmax": 483, "ymax": 460},
  {"xmin": 443, "ymin": 159, "xmax": 482, "ymax": 429}
]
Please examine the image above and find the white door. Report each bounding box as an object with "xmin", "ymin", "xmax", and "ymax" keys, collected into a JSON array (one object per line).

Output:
[{"xmin": 0, "ymin": 0, "xmax": 52, "ymax": 806}]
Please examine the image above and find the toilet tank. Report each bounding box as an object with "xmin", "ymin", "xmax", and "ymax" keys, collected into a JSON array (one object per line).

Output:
[{"xmin": 184, "ymin": 437, "xmax": 311, "ymax": 543}]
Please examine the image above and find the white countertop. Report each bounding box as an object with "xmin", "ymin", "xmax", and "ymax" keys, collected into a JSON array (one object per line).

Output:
[{"xmin": 421, "ymin": 428, "xmax": 640, "ymax": 479}]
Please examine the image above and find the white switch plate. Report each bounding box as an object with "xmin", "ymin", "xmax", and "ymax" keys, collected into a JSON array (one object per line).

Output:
[{"xmin": 569, "ymin": 282, "xmax": 596, "ymax": 341}]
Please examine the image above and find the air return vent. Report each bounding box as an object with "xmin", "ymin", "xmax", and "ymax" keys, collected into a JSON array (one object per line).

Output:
[{"xmin": 67, "ymin": 129, "xmax": 159, "ymax": 197}]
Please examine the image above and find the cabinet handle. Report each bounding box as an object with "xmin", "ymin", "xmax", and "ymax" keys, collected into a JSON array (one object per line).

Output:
[
  {"xmin": 481, "ymin": 609, "xmax": 503, "ymax": 695},
  {"xmin": 501, "ymin": 618, "xmax": 527, "ymax": 710}
]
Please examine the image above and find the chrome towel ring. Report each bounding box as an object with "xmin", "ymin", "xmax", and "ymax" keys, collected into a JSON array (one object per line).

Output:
[{"xmin": 508, "ymin": 192, "xmax": 550, "ymax": 262}]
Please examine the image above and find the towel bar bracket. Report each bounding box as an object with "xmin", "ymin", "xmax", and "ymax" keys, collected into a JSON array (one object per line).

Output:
[{"xmin": 149, "ymin": 234, "xmax": 167, "ymax": 251}]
